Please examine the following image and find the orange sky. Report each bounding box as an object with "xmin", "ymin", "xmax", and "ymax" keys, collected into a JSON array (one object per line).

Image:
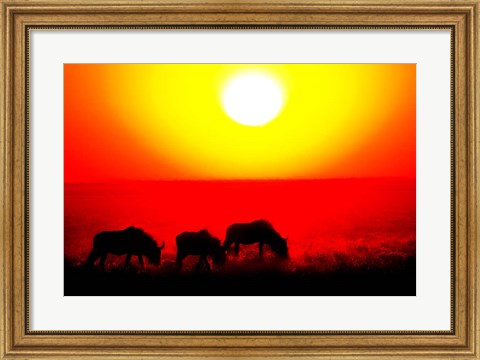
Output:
[{"xmin": 64, "ymin": 64, "xmax": 415, "ymax": 182}]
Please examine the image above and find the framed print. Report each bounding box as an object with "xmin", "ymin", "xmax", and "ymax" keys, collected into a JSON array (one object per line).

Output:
[
  {"xmin": 64, "ymin": 63, "xmax": 416, "ymax": 297},
  {"xmin": 1, "ymin": 0, "xmax": 479, "ymax": 359}
]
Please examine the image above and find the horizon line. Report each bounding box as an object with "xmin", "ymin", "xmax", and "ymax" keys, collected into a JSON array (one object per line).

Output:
[{"xmin": 64, "ymin": 176, "xmax": 416, "ymax": 186}]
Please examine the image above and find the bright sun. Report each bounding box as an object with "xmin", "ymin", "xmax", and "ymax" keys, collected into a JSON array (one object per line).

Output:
[{"xmin": 221, "ymin": 72, "xmax": 284, "ymax": 126}]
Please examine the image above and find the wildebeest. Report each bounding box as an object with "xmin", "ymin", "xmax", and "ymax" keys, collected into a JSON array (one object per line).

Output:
[
  {"xmin": 85, "ymin": 226, "xmax": 165, "ymax": 270},
  {"xmin": 224, "ymin": 220, "xmax": 288, "ymax": 258},
  {"xmin": 176, "ymin": 229, "xmax": 226, "ymax": 271}
]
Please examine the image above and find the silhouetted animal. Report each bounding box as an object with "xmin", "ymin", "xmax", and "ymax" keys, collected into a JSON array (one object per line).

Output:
[
  {"xmin": 224, "ymin": 220, "xmax": 288, "ymax": 258},
  {"xmin": 176, "ymin": 230, "xmax": 226, "ymax": 271},
  {"xmin": 85, "ymin": 226, "xmax": 165, "ymax": 270}
]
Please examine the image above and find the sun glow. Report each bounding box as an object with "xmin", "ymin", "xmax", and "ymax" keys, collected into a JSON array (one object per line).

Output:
[
  {"xmin": 65, "ymin": 64, "xmax": 416, "ymax": 182},
  {"xmin": 221, "ymin": 72, "xmax": 285, "ymax": 126}
]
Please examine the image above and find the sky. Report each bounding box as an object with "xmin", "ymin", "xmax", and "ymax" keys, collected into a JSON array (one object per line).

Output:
[{"xmin": 64, "ymin": 64, "xmax": 415, "ymax": 182}]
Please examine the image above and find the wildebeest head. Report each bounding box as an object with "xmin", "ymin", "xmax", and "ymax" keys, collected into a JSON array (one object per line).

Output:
[
  {"xmin": 211, "ymin": 238, "xmax": 226, "ymax": 265},
  {"xmin": 271, "ymin": 237, "xmax": 288, "ymax": 258},
  {"xmin": 147, "ymin": 241, "xmax": 165, "ymax": 265}
]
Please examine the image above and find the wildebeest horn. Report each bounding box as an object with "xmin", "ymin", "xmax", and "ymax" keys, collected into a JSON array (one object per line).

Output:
[{"xmin": 159, "ymin": 241, "xmax": 165, "ymax": 250}]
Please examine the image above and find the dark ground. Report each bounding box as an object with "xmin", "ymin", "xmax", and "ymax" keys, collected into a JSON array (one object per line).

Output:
[{"xmin": 64, "ymin": 256, "xmax": 416, "ymax": 296}]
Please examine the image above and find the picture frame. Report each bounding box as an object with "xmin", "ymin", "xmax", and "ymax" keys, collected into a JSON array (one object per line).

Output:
[{"xmin": 1, "ymin": 0, "xmax": 478, "ymax": 358}]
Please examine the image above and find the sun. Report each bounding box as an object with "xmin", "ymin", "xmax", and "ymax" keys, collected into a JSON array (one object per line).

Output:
[{"xmin": 221, "ymin": 72, "xmax": 285, "ymax": 126}]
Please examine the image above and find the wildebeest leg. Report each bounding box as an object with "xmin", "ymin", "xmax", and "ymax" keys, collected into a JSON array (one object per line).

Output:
[
  {"xmin": 204, "ymin": 257, "xmax": 211, "ymax": 271},
  {"xmin": 124, "ymin": 253, "xmax": 132, "ymax": 269},
  {"xmin": 137, "ymin": 255, "xmax": 144, "ymax": 269},
  {"xmin": 176, "ymin": 253, "xmax": 184, "ymax": 269},
  {"xmin": 85, "ymin": 249, "xmax": 99, "ymax": 268},
  {"xmin": 195, "ymin": 256, "xmax": 204, "ymax": 272},
  {"xmin": 259, "ymin": 242, "xmax": 264, "ymax": 257},
  {"xmin": 99, "ymin": 254, "xmax": 108, "ymax": 271}
]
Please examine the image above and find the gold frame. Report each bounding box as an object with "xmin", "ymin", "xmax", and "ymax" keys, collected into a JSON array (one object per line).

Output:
[{"xmin": 1, "ymin": 0, "xmax": 479, "ymax": 358}]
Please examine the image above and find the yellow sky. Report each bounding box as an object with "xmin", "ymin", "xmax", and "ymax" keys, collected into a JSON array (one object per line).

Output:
[{"xmin": 65, "ymin": 64, "xmax": 416, "ymax": 181}]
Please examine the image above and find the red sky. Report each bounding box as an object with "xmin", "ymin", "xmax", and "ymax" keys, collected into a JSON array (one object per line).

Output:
[{"xmin": 64, "ymin": 64, "xmax": 415, "ymax": 182}]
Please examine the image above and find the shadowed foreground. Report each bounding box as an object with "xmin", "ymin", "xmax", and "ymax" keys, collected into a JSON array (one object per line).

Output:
[{"xmin": 64, "ymin": 256, "xmax": 415, "ymax": 296}]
